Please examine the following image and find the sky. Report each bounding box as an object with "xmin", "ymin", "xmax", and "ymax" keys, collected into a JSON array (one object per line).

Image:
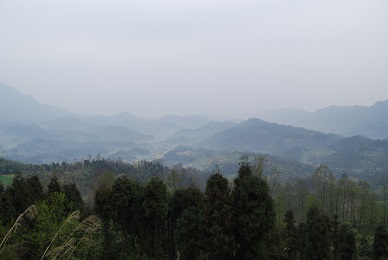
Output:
[{"xmin": 0, "ymin": 0, "xmax": 387, "ymax": 119}]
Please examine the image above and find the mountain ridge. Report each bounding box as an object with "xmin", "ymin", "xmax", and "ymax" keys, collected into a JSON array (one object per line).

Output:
[{"xmin": 257, "ymin": 100, "xmax": 388, "ymax": 139}]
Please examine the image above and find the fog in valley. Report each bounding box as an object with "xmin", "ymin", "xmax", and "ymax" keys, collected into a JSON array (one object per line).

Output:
[{"xmin": 0, "ymin": 0, "xmax": 387, "ymax": 119}]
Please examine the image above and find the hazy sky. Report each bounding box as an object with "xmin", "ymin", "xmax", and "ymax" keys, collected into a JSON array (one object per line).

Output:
[{"xmin": 0, "ymin": 0, "xmax": 387, "ymax": 119}]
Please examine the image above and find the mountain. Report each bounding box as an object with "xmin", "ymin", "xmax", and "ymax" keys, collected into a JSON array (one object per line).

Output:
[
  {"xmin": 2, "ymin": 81, "xmax": 388, "ymax": 175},
  {"xmin": 197, "ymin": 118, "xmax": 342, "ymax": 160},
  {"xmin": 0, "ymin": 82, "xmax": 72, "ymax": 123},
  {"xmin": 322, "ymin": 135, "xmax": 388, "ymax": 169},
  {"xmin": 257, "ymin": 100, "xmax": 388, "ymax": 139},
  {"xmin": 159, "ymin": 115, "xmax": 210, "ymax": 129},
  {"xmin": 166, "ymin": 121, "xmax": 236, "ymax": 146}
]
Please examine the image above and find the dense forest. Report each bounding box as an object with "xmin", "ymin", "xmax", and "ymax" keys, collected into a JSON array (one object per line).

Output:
[{"xmin": 0, "ymin": 157, "xmax": 388, "ymax": 259}]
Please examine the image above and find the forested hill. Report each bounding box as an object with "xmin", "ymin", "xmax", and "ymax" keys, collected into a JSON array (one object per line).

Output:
[
  {"xmin": 257, "ymin": 100, "xmax": 388, "ymax": 139},
  {"xmin": 197, "ymin": 118, "xmax": 342, "ymax": 155},
  {"xmin": 2, "ymin": 82, "xmax": 388, "ymax": 178},
  {"xmin": 0, "ymin": 157, "xmax": 388, "ymax": 259}
]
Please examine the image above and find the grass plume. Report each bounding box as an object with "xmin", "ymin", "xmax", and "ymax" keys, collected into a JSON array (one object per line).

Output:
[
  {"xmin": 49, "ymin": 215, "xmax": 101, "ymax": 259},
  {"xmin": 0, "ymin": 205, "xmax": 38, "ymax": 253},
  {"xmin": 40, "ymin": 210, "xmax": 81, "ymax": 260}
]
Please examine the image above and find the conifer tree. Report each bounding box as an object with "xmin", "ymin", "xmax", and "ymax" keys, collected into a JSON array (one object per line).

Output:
[
  {"xmin": 372, "ymin": 225, "xmax": 388, "ymax": 260},
  {"xmin": 47, "ymin": 176, "xmax": 61, "ymax": 195},
  {"xmin": 233, "ymin": 157, "xmax": 275, "ymax": 259},
  {"xmin": 337, "ymin": 222, "xmax": 357, "ymax": 260},
  {"xmin": 332, "ymin": 214, "xmax": 340, "ymax": 260},
  {"xmin": 202, "ymin": 170, "xmax": 236, "ymax": 259},
  {"xmin": 169, "ymin": 185, "xmax": 203, "ymax": 260},
  {"xmin": 143, "ymin": 176, "xmax": 168, "ymax": 259},
  {"xmin": 283, "ymin": 209, "xmax": 299, "ymax": 259},
  {"xmin": 304, "ymin": 205, "xmax": 331, "ymax": 260}
]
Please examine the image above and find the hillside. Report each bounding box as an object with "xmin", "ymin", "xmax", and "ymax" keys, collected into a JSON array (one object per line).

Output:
[
  {"xmin": 197, "ymin": 118, "xmax": 342, "ymax": 158},
  {"xmin": 0, "ymin": 82, "xmax": 72, "ymax": 123},
  {"xmin": 2, "ymin": 82, "xmax": 388, "ymax": 176},
  {"xmin": 257, "ymin": 100, "xmax": 388, "ymax": 139}
]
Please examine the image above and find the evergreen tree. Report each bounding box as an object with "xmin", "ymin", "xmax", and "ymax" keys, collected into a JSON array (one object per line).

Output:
[
  {"xmin": 62, "ymin": 182, "xmax": 84, "ymax": 213},
  {"xmin": 372, "ymin": 225, "xmax": 388, "ymax": 260},
  {"xmin": 47, "ymin": 176, "xmax": 61, "ymax": 195},
  {"xmin": 332, "ymin": 214, "xmax": 340, "ymax": 260},
  {"xmin": 111, "ymin": 176, "xmax": 135, "ymax": 236},
  {"xmin": 175, "ymin": 206, "xmax": 202, "ymax": 260},
  {"xmin": 283, "ymin": 209, "xmax": 299, "ymax": 259},
  {"xmin": 94, "ymin": 184, "xmax": 113, "ymax": 260},
  {"xmin": 143, "ymin": 176, "xmax": 168, "ymax": 259},
  {"xmin": 0, "ymin": 191, "xmax": 15, "ymax": 226},
  {"xmin": 337, "ymin": 222, "xmax": 357, "ymax": 260},
  {"xmin": 202, "ymin": 170, "xmax": 236, "ymax": 259},
  {"xmin": 233, "ymin": 158, "xmax": 275, "ymax": 259},
  {"xmin": 304, "ymin": 205, "xmax": 331, "ymax": 260},
  {"xmin": 169, "ymin": 184, "xmax": 203, "ymax": 259},
  {"xmin": 7, "ymin": 175, "xmax": 34, "ymax": 215},
  {"xmin": 26, "ymin": 176, "xmax": 44, "ymax": 202}
]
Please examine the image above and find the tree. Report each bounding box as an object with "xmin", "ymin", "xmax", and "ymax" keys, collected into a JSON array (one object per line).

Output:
[
  {"xmin": 26, "ymin": 176, "xmax": 44, "ymax": 202},
  {"xmin": 47, "ymin": 176, "xmax": 61, "ymax": 195},
  {"xmin": 337, "ymin": 222, "xmax": 357, "ymax": 260},
  {"xmin": 94, "ymin": 184, "xmax": 113, "ymax": 260},
  {"xmin": 304, "ymin": 205, "xmax": 331, "ymax": 260},
  {"xmin": 283, "ymin": 210, "xmax": 299, "ymax": 259},
  {"xmin": 331, "ymin": 214, "xmax": 340, "ymax": 260},
  {"xmin": 169, "ymin": 184, "xmax": 203, "ymax": 259},
  {"xmin": 7, "ymin": 175, "xmax": 34, "ymax": 215},
  {"xmin": 111, "ymin": 176, "xmax": 135, "ymax": 236},
  {"xmin": 62, "ymin": 183, "xmax": 84, "ymax": 213},
  {"xmin": 311, "ymin": 165, "xmax": 334, "ymax": 214},
  {"xmin": 201, "ymin": 170, "xmax": 236, "ymax": 259},
  {"xmin": 253, "ymin": 155, "xmax": 268, "ymax": 178},
  {"xmin": 166, "ymin": 169, "xmax": 183, "ymax": 194},
  {"xmin": 142, "ymin": 177, "xmax": 168, "ymax": 259},
  {"xmin": 233, "ymin": 158, "xmax": 275, "ymax": 259},
  {"xmin": 372, "ymin": 225, "xmax": 388, "ymax": 260},
  {"xmin": 175, "ymin": 206, "xmax": 201, "ymax": 260}
]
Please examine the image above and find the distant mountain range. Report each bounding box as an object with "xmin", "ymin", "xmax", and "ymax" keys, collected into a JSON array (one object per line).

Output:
[
  {"xmin": 1, "ymin": 81, "xmax": 388, "ymax": 177},
  {"xmin": 0, "ymin": 82, "xmax": 72, "ymax": 123},
  {"xmin": 257, "ymin": 100, "xmax": 388, "ymax": 139}
]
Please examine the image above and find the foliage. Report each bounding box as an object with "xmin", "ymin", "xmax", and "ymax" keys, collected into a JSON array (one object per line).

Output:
[
  {"xmin": 304, "ymin": 205, "xmax": 331, "ymax": 260},
  {"xmin": 201, "ymin": 170, "xmax": 236, "ymax": 259},
  {"xmin": 283, "ymin": 209, "xmax": 299, "ymax": 259},
  {"xmin": 372, "ymin": 225, "xmax": 388, "ymax": 259},
  {"xmin": 337, "ymin": 222, "xmax": 357, "ymax": 260},
  {"xmin": 233, "ymin": 158, "xmax": 275, "ymax": 259}
]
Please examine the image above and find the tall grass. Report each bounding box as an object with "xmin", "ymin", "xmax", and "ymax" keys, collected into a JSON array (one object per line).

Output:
[
  {"xmin": 0, "ymin": 205, "xmax": 38, "ymax": 253},
  {"xmin": 40, "ymin": 210, "xmax": 81, "ymax": 260},
  {"xmin": 48, "ymin": 215, "xmax": 102, "ymax": 260}
]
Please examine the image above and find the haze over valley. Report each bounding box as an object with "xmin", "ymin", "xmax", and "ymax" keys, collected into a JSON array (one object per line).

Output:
[
  {"xmin": 1, "ymin": 81, "xmax": 388, "ymax": 179},
  {"xmin": 1, "ymin": 1, "xmax": 388, "ymax": 258}
]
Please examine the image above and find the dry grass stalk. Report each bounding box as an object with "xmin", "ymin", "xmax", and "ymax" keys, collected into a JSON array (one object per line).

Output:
[
  {"xmin": 0, "ymin": 205, "xmax": 38, "ymax": 253},
  {"xmin": 40, "ymin": 210, "xmax": 81, "ymax": 260},
  {"xmin": 65, "ymin": 235, "xmax": 91, "ymax": 260},
  {"xmin": 50, "ymin": 215, "xmax": 101, "ymax": 260}
]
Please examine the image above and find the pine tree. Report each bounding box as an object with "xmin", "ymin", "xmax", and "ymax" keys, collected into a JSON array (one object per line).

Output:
[
  {"xmin": 233, "ymin": 157, "xmax": 275, "ymax": 259},
  {"xmin": 283, "ymin": 209, "xmax": 299, "ymax": 259},
  {"xmin": 304, "ymin": 205, "xmax": 331, "ymax": 260},
  {"xmin": 169, "ymin": 184, "xmax": 203, "ymax": 259},
  {"xmin": 47, "ymin": 176, "xmax": 61, "ymax": 195},
  {"xmin": 201, "ymin": 170, "xmax": 236, "ymax": 259},
  {"xmin": 337, "ymin": 222, "xmax": 357, "ymax": 260},
  {"xmin": 372, "ymin": 225, "xmax": 388, "ymax": 260},
  {"xmin": 143, "ymin": 177, "xmax": 168, "ymax": 259},
  {"xmin": 332, "ymin": 214, "xmax": 340, "ymax": 260},
  {"xmin": 94, "ymin": 184, "xmax": 113, "ymax": 260}
]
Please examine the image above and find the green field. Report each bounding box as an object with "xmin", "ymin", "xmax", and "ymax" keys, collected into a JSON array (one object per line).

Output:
[{"xmin": 0, "ymin": 174, "xmax": 14, "ymax": 186}]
